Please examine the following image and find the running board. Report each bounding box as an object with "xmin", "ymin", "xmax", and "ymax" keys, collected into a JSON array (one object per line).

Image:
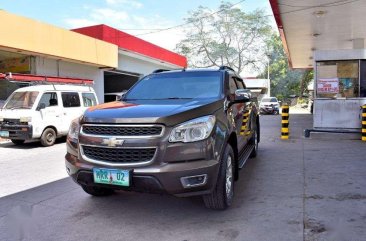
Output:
[{"xmin": 238, "ymin": 144, "xmax": 254, "ymax": 169}]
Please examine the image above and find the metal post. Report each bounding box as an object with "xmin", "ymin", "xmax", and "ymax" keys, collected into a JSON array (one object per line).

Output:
[
  {"xmin": 281, "ymin": 105, "xmax": 289, "ymax": 140},
  {"xmin": 240, "ymin": 110, "xmax": 250, "ymax": 136},
  {"xmin": 362, "ymin": 105, "xmax": 366, "ymax": 141}
]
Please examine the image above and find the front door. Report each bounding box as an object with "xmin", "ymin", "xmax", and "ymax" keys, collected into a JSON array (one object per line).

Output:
[{"xmin": 37, "ymin": 92, "xmax": 62, "ymax": 134}]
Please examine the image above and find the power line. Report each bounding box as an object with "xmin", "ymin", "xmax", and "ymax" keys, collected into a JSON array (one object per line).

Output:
[
  {"xmin": 125, "ymin": 0, "xmax": 246, "ymax": 36},
  {"xmin": 114, "ymin": 0, "xmax": 362, "ymax": 37}
]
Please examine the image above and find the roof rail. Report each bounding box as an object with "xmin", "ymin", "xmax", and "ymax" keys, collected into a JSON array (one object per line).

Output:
[
  {"xmin": 219, "ymin": 66, "xmax": 235, "ymax": 72},
  {"xmin": 152, "ymin": 69, "xmax": 170, "ymax": 73}
]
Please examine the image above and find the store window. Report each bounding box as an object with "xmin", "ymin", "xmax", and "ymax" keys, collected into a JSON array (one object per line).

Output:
[
  {"xmin": 360, "ymin": 60, "xmax": 366, "ymax": 97},
  {"xmin": 316, "ymin": 60, "xmax": 359, "ymax": 98}
]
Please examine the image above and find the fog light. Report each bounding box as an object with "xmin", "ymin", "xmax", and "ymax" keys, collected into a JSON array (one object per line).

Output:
[{"xmin": 180, "ymin": 174, "xmax": 207, "ymax": 188}]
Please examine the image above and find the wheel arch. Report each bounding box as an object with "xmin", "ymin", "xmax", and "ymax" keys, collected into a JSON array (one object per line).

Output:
[{"xmin": 42, "ymin": 125, "xmax": 58, "ymax": 136}]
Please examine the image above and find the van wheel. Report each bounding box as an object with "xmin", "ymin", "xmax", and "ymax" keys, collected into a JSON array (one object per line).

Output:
[
  {"xmin": 203, "ymin": 144, "xmax": 234, "ymax": 210},
  {"xmin": 40, "ymin": 128, "xmax": 56, "ymax": 147},
  {"xmin": 82, "ymin": 185, "xmax": 114, "ymax": 196},
  {"xmin": 11, "ymin": 139, "xmax": 25, "ymax": 145}
]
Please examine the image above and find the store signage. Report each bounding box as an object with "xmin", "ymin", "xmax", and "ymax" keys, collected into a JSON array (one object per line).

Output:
[
  {"xmin": 317, "ymin": 78, "xmax": 339, "ymax": 94},
  {"xmin": 0, "ymin": 56, "xmax": 30, "ymax": 73}
]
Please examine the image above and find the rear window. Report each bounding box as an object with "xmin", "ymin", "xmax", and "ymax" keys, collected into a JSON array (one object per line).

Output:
[
  {"xmin": 262, "ymin": 97, "xmax": 278, "ymax": 102},
  {"xmin": 62, "ymin": 92, "xmax": 80, "ymax": 108},
  {"xmin": 82, "ymin": 93, "xmax": 97, "ymax": 107}
]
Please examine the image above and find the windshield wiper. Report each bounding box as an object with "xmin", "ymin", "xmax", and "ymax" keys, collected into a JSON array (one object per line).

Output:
[{"xmin": 152, "ymin": 97, "xmax": 193, "ymax": 100}]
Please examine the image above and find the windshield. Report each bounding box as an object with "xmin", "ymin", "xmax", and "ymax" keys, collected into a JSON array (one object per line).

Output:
[
  {"xmin": 125, "ymin": 72, "xmax": 222, "ymax": 100},
  {"xmin": 261, "ymin": 97, "xmax": 278, "ymax": 103},
  {"xmin": 4, "ymin": 91, "xmax": 39, "ymax": 110}
]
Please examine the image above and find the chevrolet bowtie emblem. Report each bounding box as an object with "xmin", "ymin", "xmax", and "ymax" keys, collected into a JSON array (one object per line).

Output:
[{"xmin": 102, "ymin": 138, "xmax": 124, "ymax": 147}]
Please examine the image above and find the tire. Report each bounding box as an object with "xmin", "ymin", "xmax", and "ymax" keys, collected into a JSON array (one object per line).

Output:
[
  {"xmin": 82, "ymin": 185, "xmax": 114, "ymax": 197},
  {"xmin": 11, "ymin": 139, "xmax": 25, "ymax": 145},
  {"xmin": 203, "ymin": 144, "xmax": 235, "ymax": 210},
  {"xmin": 40, "ymin": 128, "xmax": 57, "ymax": 147},
  {"xmin": 249, "ymin": 127, "xmax": 259, "ymax": 158}
]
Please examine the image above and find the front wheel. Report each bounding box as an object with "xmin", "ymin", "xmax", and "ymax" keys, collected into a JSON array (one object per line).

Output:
[
  {"xmin": 40, "ymin": 128, "xmax": 57, "ymax": 147},
  {"xmin": 203, "ymin": 144, "xmax": 234, "ymax": 210}
]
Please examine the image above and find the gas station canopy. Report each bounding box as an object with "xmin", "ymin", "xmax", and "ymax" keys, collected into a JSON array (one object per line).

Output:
[{"xmin": 270, "ymin": 0, "xmax": 366, "ymax": 69}]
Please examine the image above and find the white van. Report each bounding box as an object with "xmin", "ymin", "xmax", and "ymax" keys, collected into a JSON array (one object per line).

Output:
[{"xmin": 0, "ymin": 85, "xmax": 98, "ymax": 146}]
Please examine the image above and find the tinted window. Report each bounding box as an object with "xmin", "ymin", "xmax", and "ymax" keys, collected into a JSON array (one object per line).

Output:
[
  {"xmin": 62, "ymin": 92, "xmax": 80, "ymax": 108},
  {"xmin": 125, "ymin": 72, "xmax": 222, "ymax": 100},
  {"xmin": 38, "ymin": 92, "xmax": 58, "ymax": 108},
  {"xmin": 229, "ymin": 77, "xmax": 238, "ymax": 94},
  {"xmin": 235, "ymin": 78, "xmax": 245, "ymax": 89},
  {"xmin": 82, "ymin": 93, "xmax": 97, "ymax": 107},
  {"xmin": 262, "ymin": 97, "xmax": 278, "ymax": 102}
]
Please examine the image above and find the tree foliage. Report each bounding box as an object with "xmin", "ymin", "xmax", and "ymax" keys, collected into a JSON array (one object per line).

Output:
[
  {"xmin": 258, "ymin": 33, "xmax": 313, "ymax": 100},
  {"xmin": 175, "ymin": 2, "xmax": 271, "ymax": 74}
]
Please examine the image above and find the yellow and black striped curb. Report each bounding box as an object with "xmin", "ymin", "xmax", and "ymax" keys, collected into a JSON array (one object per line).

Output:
[
  {"xmin": 362, "ymin": 105, "xmax": 366, "ymax": 141},
  {"xmin": 281, "ymin": 105, "xmax": 289, "ymax": 140},
  {"xmin": 240, "ymin": 110, "xmax": 250, "ymax": 136}
]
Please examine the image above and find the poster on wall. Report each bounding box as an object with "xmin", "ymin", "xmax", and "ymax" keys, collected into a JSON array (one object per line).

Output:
[
  {"xmin": 317, "ymin": 78, "xmax": 339, "ymax": 94},
  {"xmin": 0, "ymin": 56, "xmax": 30, "ymax": 73}
]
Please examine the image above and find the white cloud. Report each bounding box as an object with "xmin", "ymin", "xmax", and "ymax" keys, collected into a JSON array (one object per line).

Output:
[
  {"xmin": 63, "ymin": 6, "xmax": 185, "ymax": 51},
  {"xmin": 105, "ymin": 0, "xmax": 143, "ymax": 9},
  {"xmin": 91, "ymin": 8, "xmax": 129, "ymax": 22},
  {"xmin": 64, "ymin": 18, "xmax": 98, "ymax": 29}
]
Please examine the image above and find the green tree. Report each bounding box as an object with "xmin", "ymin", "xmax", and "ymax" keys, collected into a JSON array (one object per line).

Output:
[
  {"xmin": 175, "ymin": 2, "xmax": 271, "ymax": 74},
  {"xmin": 259, "ymin": 33, "xmax": 313, "ymax": 99}
]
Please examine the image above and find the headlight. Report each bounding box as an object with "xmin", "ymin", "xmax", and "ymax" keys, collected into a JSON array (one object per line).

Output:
[
  {"xmin": 20, "ymin": 117, "xmax": 32, "ymax": 122},
  {"xmin": 169, "ymin": 115, "xmax": 216, "ymax": 143},
  {"xmin": 68, "ymin": 117, "xmax": 80, "ymax": 141}
]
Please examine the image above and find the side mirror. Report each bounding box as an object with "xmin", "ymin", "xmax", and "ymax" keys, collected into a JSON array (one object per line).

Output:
[
  {"xmin": 37, "ymin": 103, "xmax": 46, "ymax": 111},
  {"xmin": 119, "ymin": 90, "xmax": 128, "ymax": 101},
  {"xmin": 234, "ymin": 89, "xmax": 251, "ymax": 103}
]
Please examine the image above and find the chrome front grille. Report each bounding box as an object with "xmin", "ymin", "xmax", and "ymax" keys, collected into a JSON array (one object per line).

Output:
[
  {"xmin": 81, "ymin": 145, "xmax": 156, "ymax": 164},
  {"xmin": 81, "ymin": 124, "xmax": 164, "ymax": 137}
]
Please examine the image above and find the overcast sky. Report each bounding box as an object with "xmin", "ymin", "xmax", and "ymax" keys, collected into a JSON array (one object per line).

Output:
[{"xmin": 0, "ymin": 0, "xmax": 276, "ymax": 51}]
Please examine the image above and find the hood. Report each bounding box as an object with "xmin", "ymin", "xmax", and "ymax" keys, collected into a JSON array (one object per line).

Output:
[
  {"xmin": 83, "ymin": 98, "xmax": 223, "ymax": 126},
  {"xmin": 0, "ymin": 109, "xmax": 34, "ymax": 119}
]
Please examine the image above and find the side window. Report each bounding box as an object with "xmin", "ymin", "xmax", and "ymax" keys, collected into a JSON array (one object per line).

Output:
[
  {"xmin": 235, "ymin": 78, "xmax": 245, "ymax": 89},
  {"xmin": 229, "ymin": 77, "xmax": 238, "ymax": 95},
  {"xmin": 61, "ymin": 92, "xmax": 80, "ymax": 108},
  {"xmin": 38, "ymin": 92, "xmax": 58, "ymax": 108},
  {"xmin": 82, "ymin": 93, "xmax": 97, "ymax": 107}
]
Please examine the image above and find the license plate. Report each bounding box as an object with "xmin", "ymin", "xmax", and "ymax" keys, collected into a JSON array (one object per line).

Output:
[
  {"xmin": 93, "ymin": 168, "xmax": 130, "ymax": 186},
  {"xmin": 0, "ymin": 131, "xmax": 9, "ymax": 138}
]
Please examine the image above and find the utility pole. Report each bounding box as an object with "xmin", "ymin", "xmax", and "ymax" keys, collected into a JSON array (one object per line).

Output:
[{"xmin": 267, "ymin": 55, "xmax": 271, "ymax": 97}]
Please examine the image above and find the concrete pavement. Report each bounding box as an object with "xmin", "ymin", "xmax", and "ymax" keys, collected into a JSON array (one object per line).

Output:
[{"xmin": 0, "ymin": 113, "xmax": 365, "ymax": 241}]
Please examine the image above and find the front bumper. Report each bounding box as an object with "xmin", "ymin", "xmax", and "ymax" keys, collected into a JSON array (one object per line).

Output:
[
  {"xmin": 0, "ymin": 124, "xmax": 32, "ymax": 140},
  {"xmin": 65, "ymin": 135, "xmax": 221, "ymax": 197}
]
